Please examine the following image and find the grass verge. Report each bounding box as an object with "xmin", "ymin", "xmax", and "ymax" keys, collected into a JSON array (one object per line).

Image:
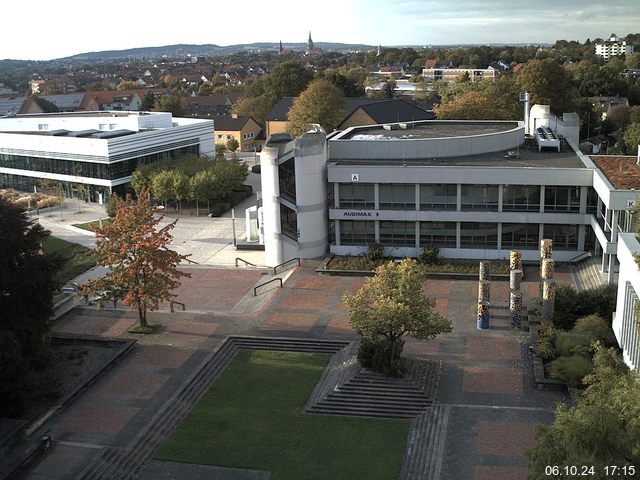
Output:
[
  {"xmin": 155, "ymin": 349, "xmax": 410, "ymax": 480},
  {"xmin": 42, "ymin": 237, "xmax": 96, "ymax": 285},
  {"xmin": 72, "ymin": 218, "xmax": 112, "ymax": 231}
]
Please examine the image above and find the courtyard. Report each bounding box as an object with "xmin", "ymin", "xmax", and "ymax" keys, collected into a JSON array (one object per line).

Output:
[{"xmin": 15, "ymin": 258, "xmax": 571, "ymax": 480}]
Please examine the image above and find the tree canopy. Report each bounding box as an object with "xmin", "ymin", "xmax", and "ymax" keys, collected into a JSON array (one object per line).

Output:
[
  {"xmin": 79, "ymin": 189, "xmax": 190, "ymax": 328},
  {"xmin": 342, "ymin": 259, "xmax": 452, "ymax": 373},
  {"xmin": 516, "ymin": 59, "xmax": 578, "ymax": 114},
  {"xmin": 0, "ymin": 197, "xmax": 60, "ymax": 415},
  {"xmin": 287, "ymin": 78, "xmax": 345, "ymax": 137},
  {"xmin": 527, "ymin": 346, "xmax": 640, "ymax": 478}
]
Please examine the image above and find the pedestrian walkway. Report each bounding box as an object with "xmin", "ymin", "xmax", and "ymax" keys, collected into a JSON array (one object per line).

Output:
[{"xmin": 21, "ymin": 262, "xmax": 573, "ymax": 480}]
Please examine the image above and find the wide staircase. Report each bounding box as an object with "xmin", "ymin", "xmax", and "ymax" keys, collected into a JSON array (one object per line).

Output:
[{"xmin": 570, "ymin": 255, "xmax": 606, "ymax": 292}]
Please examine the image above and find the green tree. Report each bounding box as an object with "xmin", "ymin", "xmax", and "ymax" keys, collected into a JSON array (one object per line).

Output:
[
  {"xmin": 226, "ymin": 137, "xmax": 239, "ymax": 152},
  {"xmin": 189, "ymin": 169, "xmax": 217, "ymax": 216},
  {"xmin": 342, "ymin": 259, "xmax": 452, "ymax": 374},
  {"xmin": 232, "ymin": 95, "xmax": 274, "ymax": 127},
  {"xmin": 152, "ymin": 94, "xmax": 184, "ymax": 116},
  {"xmin": 172, "ymin": 170, "xmax": 190, "ymax": 212},
  {"xmin": 286, "ymin": 78, "xmax": 345, "ymax": 137},
  {"xmin": 527, "ymin": 346, "xmax": 640, "ymax": 479},
  {"xmin": 623, "ymin": 122, "xmax": 640, "ymax": 154},
  {"xmin": 79, "ymin": 189, "xmax": 190, "ymax": 328},
  {"xmin": 139, "ymin": 90, "xmax": 156, "ymax": 111},
  {"xmin": 0, "ymin": 198, "xmax": 60, "ymax": 415},
  {"xmin": 150, "ymin": 170, "xmax": 175, "ymax": 208},
  {"xmin": 516, "ymin": 59, "xmax": 578, "ymax": 114},
  {"xmin": 262, "ymin": 61, "xmax": 314, "ymax": 102}
]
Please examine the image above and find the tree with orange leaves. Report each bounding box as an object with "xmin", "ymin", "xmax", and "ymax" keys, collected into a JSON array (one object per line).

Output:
[{"xmin": 79, "ymin": 188, "xmax": 190, "ymax": 328}]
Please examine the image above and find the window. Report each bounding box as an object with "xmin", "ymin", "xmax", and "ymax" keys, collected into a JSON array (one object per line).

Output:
[
  {"xmin": 461, "ymin": 185, "xmax": 498, "ymax": 211},
  {"xmin": 544, "ymin": 186, "xmax": 580, "ymax": 213},
  {"xmin": 502, "ymin": 223, "xmax": 539, "ymax": 249},
  {"xmin": 543, "ymin": 224, "xmax": 578, "ymax": 249},
  {"xmin": 226, "ymin": 134, "xmax": 232, "ymax": 140},
  {"xmin": 280, "ymin": 204, "xmax": 298, "ymax": 240},
  {"xmin": 379, "ymin": 183, "xmax": 415, "ymax": 210},
  {"xmin": 217, "ymin": 134, "xmax": 223, "ymax": 140},
  {"xmin": 460, "ymin": 222, "xmax": 498, "ymax": 248},
  {"xmin": 38, "ymin": 124, "xmax": 48, "ymax": 131},
  {"xmin": 586, "ymin": 187, "xmax": 598, "ymax": 214},
  {"xmin": 99, "ymin": 123, "xmax": 107, "ymax": 130},
  {"xmin": 278, "ymin": 158, "xmax": 296, "ymax": 202},
  {"xmin": 502, "ymin": 185, "xmax": 540, "ymax": 212},
  {"xmin": 420, "ymin": 222, "xmax": 456, "ymax": 247},
  {"xmin": 338, "ymin": 183, "xmax": 374, "ymax": 209},
  {"xmin": 379, "ymin": 221, "xmax": 416, "ymax": 246},
  {"xmin": 340, "ymin": 220, "xmax": 375, "ymax": 245},
  {"xmin": 420, "ymin": 184, "xmax": 457, "ymax": 210}
]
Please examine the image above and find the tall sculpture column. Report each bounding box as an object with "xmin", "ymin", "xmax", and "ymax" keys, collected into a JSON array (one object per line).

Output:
[
  {"xmin": 539, "ymin": 239, "xmax": 552, "ymax": 295},
  {"xmin": 509, "ymin": 250, "xmax": 522, "ymax": 272},
  {"xmin": 509, "ymin": 291, "xmax": 523, "ymax": 328},
  {"xmin": 477, "ymin": 261, "xmax": 491, "ymax": 329},
  {"xmin": 542, "ymin": 279, "xmax": 557, "ymax": 323},
  {"xmin": 509, "ymin": 250, "xmax": 523, "ymax": 329}
]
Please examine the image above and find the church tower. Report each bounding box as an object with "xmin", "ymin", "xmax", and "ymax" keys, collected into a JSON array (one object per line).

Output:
[{"xmin": 307, "ymin": 31, "xmax": 314, "ymax": 52}]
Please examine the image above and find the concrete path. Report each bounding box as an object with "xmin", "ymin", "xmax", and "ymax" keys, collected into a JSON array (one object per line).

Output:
[{"xmin": 19, "ymin": 261, "xmax": 574, "ymax": 480}]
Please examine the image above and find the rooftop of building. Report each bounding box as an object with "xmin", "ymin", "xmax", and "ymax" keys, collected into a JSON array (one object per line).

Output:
[
  {"xmin": 335, "ymin": 120, "xmax": 520, "ymax": 140},
  {"xmin": 591, "ymin": 156, "xmax": 640, "ymax": 190},
  {"xmin": 330, "ymin": 141, "xmax": 586, "ymax": 169}
]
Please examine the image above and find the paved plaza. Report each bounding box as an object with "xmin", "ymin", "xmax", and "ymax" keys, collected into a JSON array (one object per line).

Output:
[{"xmin": 20, "ymin": 259, "xmax": 571, "ymax": 480}]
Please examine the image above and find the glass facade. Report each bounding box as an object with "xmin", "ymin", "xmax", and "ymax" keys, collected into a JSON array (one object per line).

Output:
[
  {"xmin": 502, "ymin": 223, "xmax": 539, "ymax": 249},
  {"xmin": 544, "ymin": 186, "xmax": 580, "ymax": 212},
  {"xmin": 340, "ymin": 220, "xmax": 375, "ymax": 245},
  {"xmin": 280, "ymin": 204, "xmax": 298, "ymax": 240},
  {"xmin": 502, "ymin": 185, "xmax": 540, "ymax": 212},
  {"xmin": 460, "ymin": 222, "xmax": 498, "ymax": 248},
  {"xmin": 278, "ymin": 158, "xmax": 296, "ymax": 203},
  {"xmin": 543, "ymin": 224, "xmax": 578, "ymax": 249},
  {"xmin": 419, "ymin": 222, "xmax": 456, "ymax": 247},
  {"xmin": 461, "ymin": 185, "xmax": 499, "ymax": 211},
  {"xmin": 420, "ymin": 184, "xmax": 457, "ymax": 210},
  {"xmin": 379, "ymin": 221, "xmax": 415, "ymax": 246},
  {"xmin": 338, "ymin": 183, "xmax": 374, "ymax": 209},
  {"xmin": 379, "ymin": 183, "xmax": 415, "ymax": 210},
  {"xmin": 0, "ymin": 144, "xmax": 199, "ymax": 181}
]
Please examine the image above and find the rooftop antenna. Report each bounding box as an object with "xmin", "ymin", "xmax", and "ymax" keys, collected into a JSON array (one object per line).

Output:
[{"xmin": 519, "ymin": 91, "xmax": 530, "ymax": 135}]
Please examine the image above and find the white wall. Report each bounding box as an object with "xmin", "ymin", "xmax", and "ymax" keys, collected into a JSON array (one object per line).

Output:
[{"xmin": 613, "ymin": 233, "xmax": 640, "ymax": 370}]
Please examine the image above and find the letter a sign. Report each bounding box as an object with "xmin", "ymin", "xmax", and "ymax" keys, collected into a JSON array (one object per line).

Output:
[{"xmin": 351, "ymin": 173, "xmax": 359, "ymax": 182}]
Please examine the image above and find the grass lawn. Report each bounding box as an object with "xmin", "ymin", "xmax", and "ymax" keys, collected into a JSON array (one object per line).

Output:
[
  {"xmin": 155, "ymin": 349, "xmax": 410, "ymax": 480},
  {"xmin": 72, "ymin": 218, "xmax": 112, "ymax": 231},
  {"xmin": 42, "ymin": 237, "xmax": 96, "ymax": 284}
]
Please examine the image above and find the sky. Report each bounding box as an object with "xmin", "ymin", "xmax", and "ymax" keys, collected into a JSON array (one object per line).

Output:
[{"xmin": 2, "ymin": 0, "xmax": 640, "ymax": 61}]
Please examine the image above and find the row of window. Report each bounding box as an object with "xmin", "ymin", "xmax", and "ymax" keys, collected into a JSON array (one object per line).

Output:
[
  {"xmin": 338, "ymin": 220, "xmax": 580, "ymax": 250},
  {"xmin": 337, "ymin": 183, "xmax": 588, "ymax": 213},
  {"xmin": 0, "ymin": 145, "xmax": 199, "ymax": 181}
]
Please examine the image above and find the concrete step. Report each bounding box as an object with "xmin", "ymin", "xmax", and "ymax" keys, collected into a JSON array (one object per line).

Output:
[
  {"xmin": 311, "ymin": 403, "xmax": 421, "ymax": 418},
  {"xmin": 326, "ymin": 393, "xmax": 430, "ymax": 407}
]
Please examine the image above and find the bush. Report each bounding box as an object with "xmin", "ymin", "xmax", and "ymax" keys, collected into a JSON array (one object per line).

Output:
[
  {"xmin": 551, "ymin": 284, "xmax": 579, "ymax": 329},
  {"xmin": 547, "ymin": 354, "xmax": 593, "ymax": 389},
  {"xmin": 365, "ymin": 243, "xmax": 385, "ymax": 263},
  {"xmin": 552, "ymin": 283, "xmax": 618, "ymax": 330},
  {"xmin": 554, "ymin": 331, "xmax": 593, "ymax": 357},
  {"xmin": 572, "ymin": 314, "xmax": 617, "ymax": 347},
  {"xmin": 536, "ymin": 322, "xmax": 558, "ymax": 361},
  {"xmin": 358, "ymin": 337, "xmax": 407, "ymax": 377},
  {"xmin": 105, "ymin": 194, "xmax": 119, "ymax": 218},
  {"xmin": 251, "ymin": 164, "xmax": 261, "ymax": 174},
  {"xmin": 417, "ymin": 245, "xmax": 439, "ymax": 265}
]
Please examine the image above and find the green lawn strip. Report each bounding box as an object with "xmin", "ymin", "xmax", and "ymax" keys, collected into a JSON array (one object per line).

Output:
[
  {"xmin": 156, "ymin": 350, "xmax": 410, "ymax": 480},
  {"xmin": 41, "ymin": 237, "xmax": 96, "ymax": 284},
  {"xmin": 72, "ymin": 218, "xmax": 112, "ymax": 231}
]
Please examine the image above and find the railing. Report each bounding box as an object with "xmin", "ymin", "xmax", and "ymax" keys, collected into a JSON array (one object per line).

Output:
[
  {"xmin": 254, "ymin": 278, "xmax": 282, "ymax": 296},
  {"xmin": 235, "ymin": 257, "xmax": 257, "ymax": 267},
  {"xmin": 183, "ymin": 257, "xmax": 199, "ymax": 265},
  {"xmin": 170, "ymin": 301, "xmax": 186, "ymax": 313},
  {"xmin": 273, "ymin": 257, "xmax": 300, "ymax": 275},
  {"xmin": 568, "ymin": 251, "xmax": 592, "ymax": 264}
]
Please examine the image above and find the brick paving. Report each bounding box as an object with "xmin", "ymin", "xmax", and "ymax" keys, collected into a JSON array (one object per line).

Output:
[{"xmin": 22, "ymin": 261, "xmax": 577, "ymax": 479}]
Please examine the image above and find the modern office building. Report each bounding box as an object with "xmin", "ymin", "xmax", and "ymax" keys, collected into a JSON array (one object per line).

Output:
[
  {"xmin": 260, "ymin": 105, "xmax": 639, "ymax": 282},
  {"xmin": 0, "ymin": 111, "xmax": 214, "ymax": 202},
  {"xmin": 614, "ymin": 233, "xmax": 640, "ymax": 370}
]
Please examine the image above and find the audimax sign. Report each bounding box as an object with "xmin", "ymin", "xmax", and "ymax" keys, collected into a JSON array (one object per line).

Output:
[{"xmin": 342, "ymin": 211, "xmax": 379, "ymax": 217}]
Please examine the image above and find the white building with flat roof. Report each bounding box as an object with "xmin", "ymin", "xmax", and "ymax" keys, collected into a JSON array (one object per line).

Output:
[
  {"xmin": 595, "ymin": 34, "xmax": 634, "ymax": 60},
  {"xmin": 0, "ymin": 111, "xmax": 214, "ymax": 202}
]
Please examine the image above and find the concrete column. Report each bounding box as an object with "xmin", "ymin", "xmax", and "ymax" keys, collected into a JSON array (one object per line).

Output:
[
  {"xmin": 510, "ymin": 269, "xmax": 523, "ymax": 292},
  {"xmin": 478, "ymin": 280, "xmax": 491, "ymax": 303},
  {"xmin": 542, "ymin": 279, "xmax": 557, "ymax": 323},
  {"xmin": 509, "ymin": 290, "xmax": 523, "ymax": 328},
  {"xmin": 509, "ymin": 250, "xmax": 522, "ymax": 271},
  {"xmin": 479, "ymin": 261, "xmax": 491, "ymax": 281},
  {"xmin": 477, "ymin": 301, "xmax": 490, "ymax": 330},
  {"xmin": 456, "ymin": 184, "xmax": 462, "ymax": 212},
  {"xmin": 541, "ymin": 258, "xmax": 555, "ymax": 280},
  {"xmin": 334, "ymin": 220, "xmax": 341, "ymax": 246},
  {"xmin": 498, "ymin": 184, "xmax": 504, "ymax": 213}
]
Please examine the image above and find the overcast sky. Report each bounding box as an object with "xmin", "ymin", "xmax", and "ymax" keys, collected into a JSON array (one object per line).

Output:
[{"xmin": 2, "ymin": 0, "xmax": 639, "ymax": 61}]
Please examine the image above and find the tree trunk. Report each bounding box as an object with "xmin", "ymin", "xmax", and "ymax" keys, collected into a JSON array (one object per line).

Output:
[
  {"xmin": 138, "ymin": 305, "xmax": 148, "ymax": 328},
  {"xmin": 196, "ymin": 200, "xmax": 199, "ymax": 217}
]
